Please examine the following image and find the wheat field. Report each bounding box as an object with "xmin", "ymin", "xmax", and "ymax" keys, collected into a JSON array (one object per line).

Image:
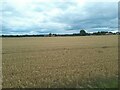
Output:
[{"xmin": 2, "ymin": 35, "xmax": 118, "ymax": 88}]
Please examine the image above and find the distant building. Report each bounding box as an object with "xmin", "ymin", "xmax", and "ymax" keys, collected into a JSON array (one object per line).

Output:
[
  {"xmin": 106, "ymin": 32, "xmax": 113, "ymax": 35},
  {"xmin": 116, "ymin": 32, "xmax": 120, "ymax": 35}
]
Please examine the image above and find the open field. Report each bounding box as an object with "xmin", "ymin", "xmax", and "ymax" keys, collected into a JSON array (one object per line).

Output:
[
  {"xmin": 0, "ymin": 38, "xmax": 2, "ymax": 89},
  {"xmin": 2, "ymin": 35, "xmax": 118, "ymax": 88}
]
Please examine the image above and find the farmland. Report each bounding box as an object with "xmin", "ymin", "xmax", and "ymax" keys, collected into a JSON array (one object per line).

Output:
[
  {"xmin": 0, "ymin": 38, "xmax": 2, "ymax": 89},
  {"xmin": 2, "ymin": 35, "xmax": 118, "ymax": 88}
]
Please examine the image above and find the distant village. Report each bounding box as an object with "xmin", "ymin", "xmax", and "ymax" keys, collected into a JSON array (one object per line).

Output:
[{"xmin": 1, "ymin": 30, "xmax": 120, "ymax": 37}]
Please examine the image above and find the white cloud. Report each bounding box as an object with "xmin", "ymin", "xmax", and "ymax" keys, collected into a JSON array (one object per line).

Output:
[{"xmin": 1, "ymin": 0, "xmax": 118, "ymax": 35}]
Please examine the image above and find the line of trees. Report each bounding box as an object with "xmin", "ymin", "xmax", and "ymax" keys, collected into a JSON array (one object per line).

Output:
[
  {"xmin": 79, "ymin": 30, "xmax": 119, "ymax": 36},
  {"xmin": 1, "ymin": 30, "xmax": 119, "ymax": 37}
]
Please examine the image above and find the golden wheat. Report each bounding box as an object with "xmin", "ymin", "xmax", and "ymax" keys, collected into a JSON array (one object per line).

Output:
[{"xmin": 2, "ymin": 35, "xmax": 118, "ymax": 88}]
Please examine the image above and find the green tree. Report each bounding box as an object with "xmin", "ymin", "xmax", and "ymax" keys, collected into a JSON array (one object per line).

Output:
[
  {"xmin": 49, "ymin": 33, "xmax": 52, "ymax": 37},
  {"xmin": 80, "ymin": 30, "xmax": 87, "ymax": 36}
]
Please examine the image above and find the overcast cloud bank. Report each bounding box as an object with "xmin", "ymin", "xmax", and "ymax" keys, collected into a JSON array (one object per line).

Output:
[{"xmin": 1, "ymin": 0, "xmax": 118, "ymax": 35}]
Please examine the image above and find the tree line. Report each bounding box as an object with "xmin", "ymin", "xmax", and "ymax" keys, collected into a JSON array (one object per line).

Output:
[{"xmin": 1, "ymin": 30, "xmax": 119, "ymax": 37}]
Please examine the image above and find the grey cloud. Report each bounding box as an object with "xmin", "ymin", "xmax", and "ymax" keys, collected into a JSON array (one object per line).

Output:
[{"xmin": 1, "ymin": 1, "xmax": 118, "ymax": 35}]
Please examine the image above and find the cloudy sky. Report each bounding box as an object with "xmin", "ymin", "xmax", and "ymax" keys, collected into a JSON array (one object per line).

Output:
[{"xmin": 1, "ymin": 0, "xmax": 119, "ymax": 35}]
